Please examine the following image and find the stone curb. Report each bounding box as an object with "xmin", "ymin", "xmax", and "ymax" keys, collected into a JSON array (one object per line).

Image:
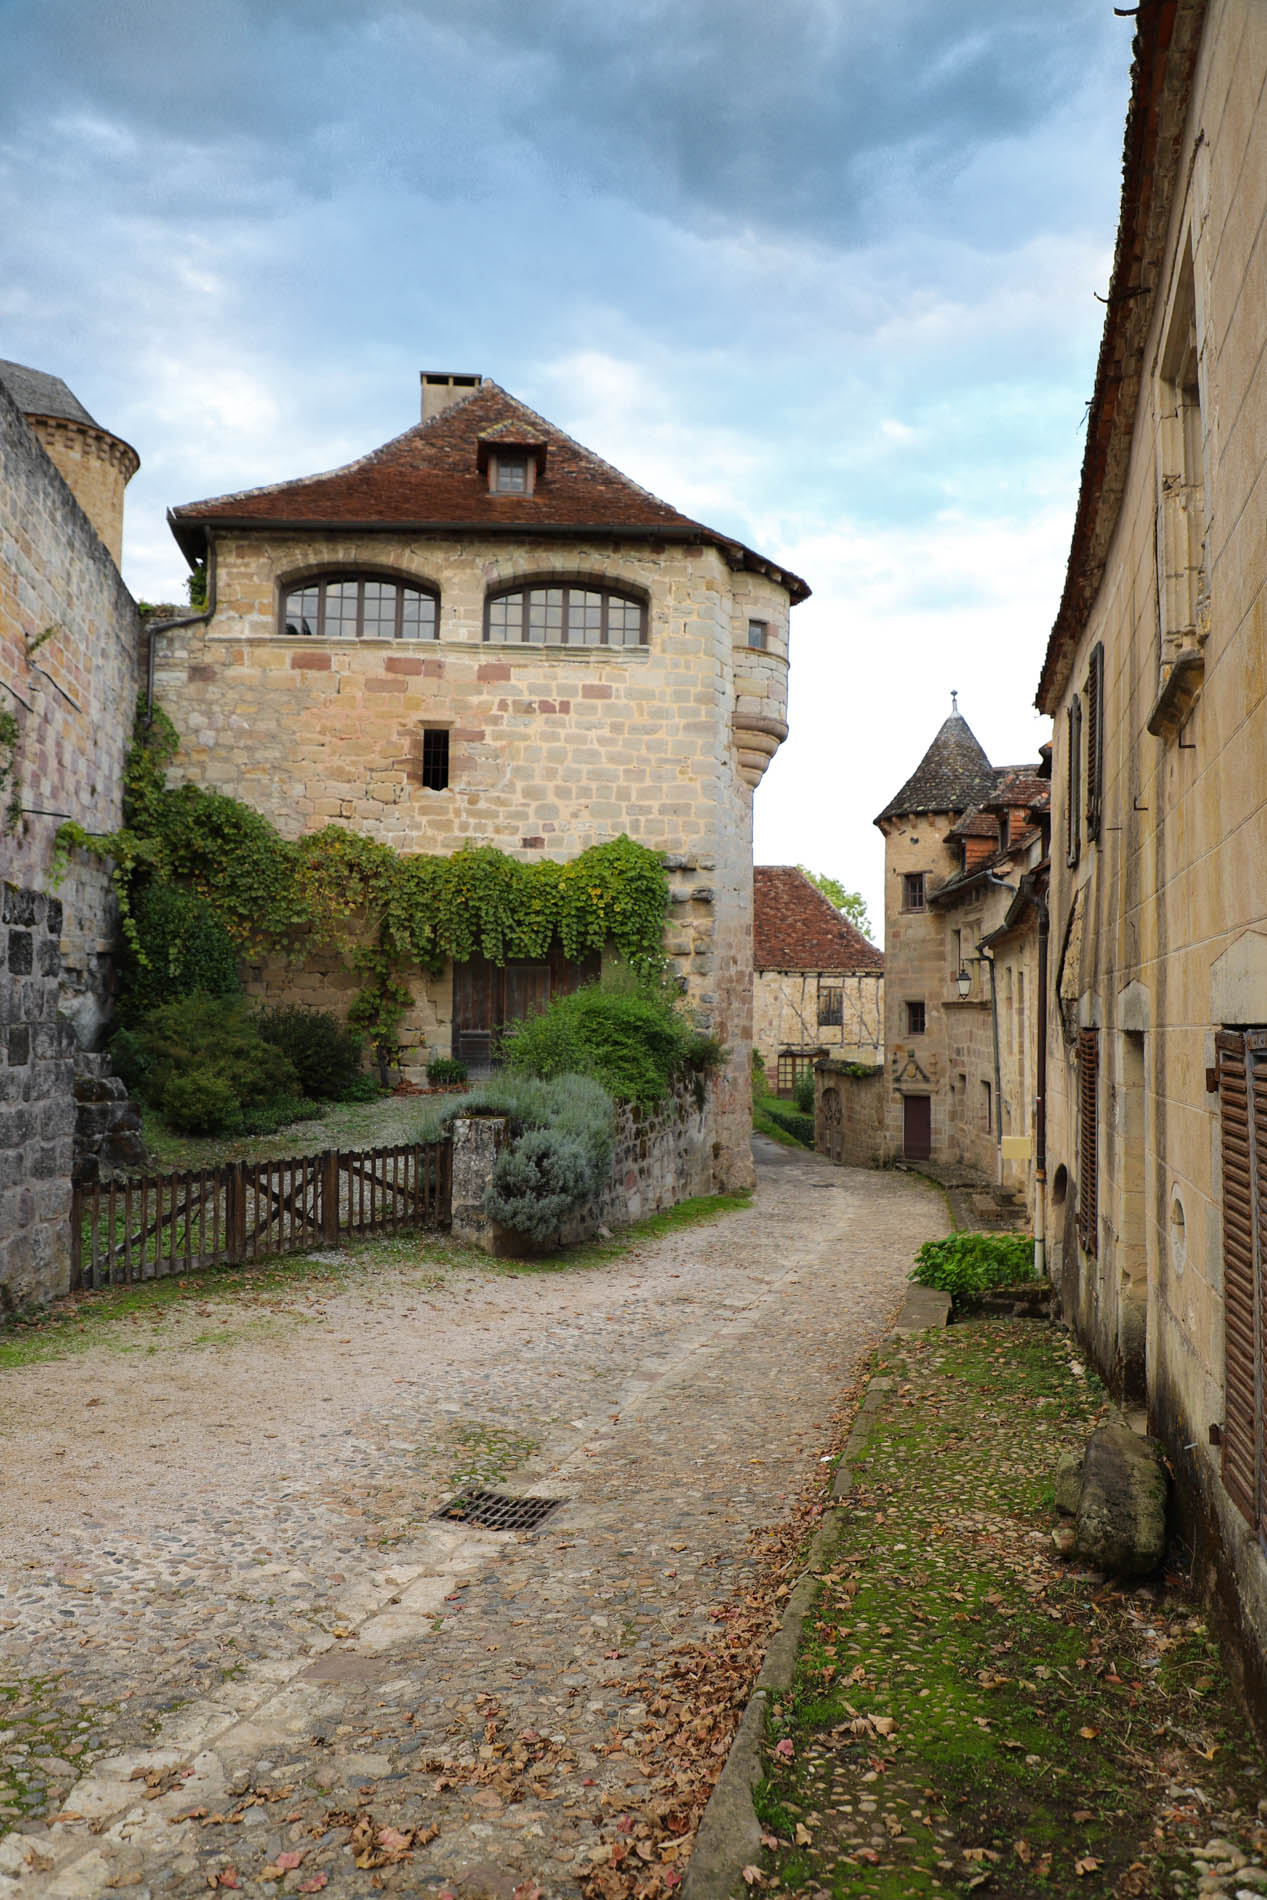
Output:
[{"xmin": 683, "ymin": 1375, "xmax": 897, "ymax": 1900}]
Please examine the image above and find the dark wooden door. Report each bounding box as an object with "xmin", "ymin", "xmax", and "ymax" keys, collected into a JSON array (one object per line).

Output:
[
  {"xmin": 452, "ymin": 948, "xmax": 600, "ymax": 1071},
  {"xmin": 903, "ymin": 1093, "xmax": 931, "ymax": 1160}
]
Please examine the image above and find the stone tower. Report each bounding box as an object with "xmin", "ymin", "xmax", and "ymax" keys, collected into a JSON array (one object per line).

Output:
[{"xmin": 0, "ymin": 359, "xmax": 138, "ymax": 567}]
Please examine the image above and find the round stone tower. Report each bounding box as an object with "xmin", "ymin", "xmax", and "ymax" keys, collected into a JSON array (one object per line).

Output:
[{"xmin": 0, "ymin": 358, "xmax": 138, "ymax": 567}]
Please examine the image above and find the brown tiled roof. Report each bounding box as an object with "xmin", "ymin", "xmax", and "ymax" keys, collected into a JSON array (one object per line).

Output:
[
  {"xmin": 948, "ymin": 806, "xmax": 998, "ymax": 841},
  {"xmin": 986, "ymin": 769, "xmax": 1049, "ymax": 813},
  {"xmin": 754, "ymin": 867, "xmax": 884, "ymax": 972},
  {"xmin": 168, "ymin": 379, "xmax": 809, "ymax": 599}
]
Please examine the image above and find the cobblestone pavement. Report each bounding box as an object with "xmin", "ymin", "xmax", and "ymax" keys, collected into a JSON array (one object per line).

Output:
[{"xmin": 0, "ymin": 1144, "xmax": 946, "ymax": 1898}]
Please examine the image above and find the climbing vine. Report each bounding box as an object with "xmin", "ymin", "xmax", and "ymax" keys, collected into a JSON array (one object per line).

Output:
[
  {"xmin": 0, "ymin": 707, "xmax": 21, "ymax": 835},
  {"xmin": 56, "ymin": 701, "xmax": 670, "ymax": 1046}
]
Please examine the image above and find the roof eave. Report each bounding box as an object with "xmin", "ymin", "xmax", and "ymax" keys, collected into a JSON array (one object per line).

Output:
[
  {"xmin": 1035, "ymin": 0, "xmax": 1208, "ymax": 714},
  {"xmin": 167, "ymin": 515, "xmax": 810, "ymax": 602}
]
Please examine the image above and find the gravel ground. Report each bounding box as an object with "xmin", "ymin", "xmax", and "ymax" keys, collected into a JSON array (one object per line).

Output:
[{"xmin": 0, "ymin": 1140, "xmax": 947, "ymax": 1898}]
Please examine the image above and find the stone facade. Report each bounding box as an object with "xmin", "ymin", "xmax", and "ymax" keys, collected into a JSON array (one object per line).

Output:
[
  {"xmin": 157, "ymin": 378, "xmax": 806, "ymax": 1190},
  {"xmin": 0, "ymin": 377, "xmax": 142, "ymax": 1043},
  {"xmin": 0, "ymin": 886, "xmax": 76, "ymax": 1309},
  {"xmin": 1036, "ymin": 0, "xmax": 1267, "ymax": 1690},
  {"xmin": 858, "ymin": 711, "xmax": 1047, "ymax": 1201},
  {"xmin": 0, "ymin": 371, "xmax": 143, "ymax": 1309},
  {"xmin": 450, "ymin": 1076, "xmax": 715, "ymax": 1255}
]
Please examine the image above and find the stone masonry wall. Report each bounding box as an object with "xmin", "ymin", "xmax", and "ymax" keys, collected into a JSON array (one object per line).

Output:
[
  {"xmin": 753, "ymin": 969, "xmax": 883, "ymax": 1076},
  {"xmin": 0, "ymin": 886, "xmax": 75, "ymax": 1309},
  {"xmin": 451, "ymin": 1077, "xmax": 716, "ymax": 1254},
  {"xmin": 154, "ymin": 530, "xmax": 791, "ymax": 1190},
  {"xmin": 0, "ymin": 380, "xmax": 142, "ymax": 1045}
]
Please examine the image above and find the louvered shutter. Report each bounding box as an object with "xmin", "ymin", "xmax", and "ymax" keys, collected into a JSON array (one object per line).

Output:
[
  {"xmin": 1085, "ymin": 644, "xmax": 1104, "ymax": 844},
  {"xmin": 1066, "ymin": 695, "xmax": 1082, "ymax": 868},
  {"xmin": 1253, "ymin": 1036, "xmax": 1267, "ymax": 1535},
  {"xmin": 1077, "ymin": 1028, "xmax": 1098, "ymax": 1257},
  {"xmin": 1217, "ymin": 1030, "xmax": 1262, "ymax": 1527}
]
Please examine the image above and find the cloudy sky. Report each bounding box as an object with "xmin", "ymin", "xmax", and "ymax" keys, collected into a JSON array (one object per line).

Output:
[{"xmin": 1, "ymin": 0, "xmax": 1135, "ymax": 937}]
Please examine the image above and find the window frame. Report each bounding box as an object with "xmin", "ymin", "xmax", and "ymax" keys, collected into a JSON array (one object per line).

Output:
[
  {"xmin": 905, "ymin": 999, "xmax": 926, "ymax": 1036},
  {"xmin": 1085, "ymin": 643, "xmax": 1104, "ymax": 845},
  {"xmin": 776, "ymin": 1051, "xmax": 819, "ymax": 1098},
  {"xmin": 1066, "ymin": 694, "xmax": 1083, "ymax": 869},
  {"xmin": 817, "ymin": 981, "xmax": 843, "ymax": 1028},
  {"xmin": 902, "ymin": 872, "xmax": 926, "ymax": 913},
  {"xmin": 280, "ymin": 570, "xmax": 439, "ymax": 642},
  {"xmin": 420, "ymin": 727, "xmax": 450, "ymax": 791},
  {"xmin": 747, "ymin": 619, "xmax": 769, "ymax": 651},
  {"xmin": 483, "ymin": 580, "xmax": 648, "ymax": 648},
  {"xmin": 1077, "ymin": 1027, "xmax": 1098, "ymax": 1256}
]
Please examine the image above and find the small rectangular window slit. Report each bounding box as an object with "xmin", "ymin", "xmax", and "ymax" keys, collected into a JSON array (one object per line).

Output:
[{"xmin": 421, "ymin": 728, "xmax": 450, "ymax": 790}]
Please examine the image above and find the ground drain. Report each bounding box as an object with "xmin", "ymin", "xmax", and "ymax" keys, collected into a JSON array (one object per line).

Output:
[{"xmin": 433, "ymin": 1488, "xmax": 563, "ymax": 1533}]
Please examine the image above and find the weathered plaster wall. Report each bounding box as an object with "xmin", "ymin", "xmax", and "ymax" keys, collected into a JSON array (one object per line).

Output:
[
  {"xmin": 752, "ymin": 969, "xmax": 883, "ymax": 1076},
  {"xmin": 155, "ymin": 531, "xmax": 791, "ymax": 1189}
]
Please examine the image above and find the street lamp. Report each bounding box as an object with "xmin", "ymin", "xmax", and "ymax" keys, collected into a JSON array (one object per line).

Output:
[{"xmin": 956, "ymin": 966, "xmax": 973, "ymax": 1000}]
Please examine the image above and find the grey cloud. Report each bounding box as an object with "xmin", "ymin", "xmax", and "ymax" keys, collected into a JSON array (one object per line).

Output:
[{"xmin": 4, "ymin": 0, "xmax": 1123, "ymax": 244}]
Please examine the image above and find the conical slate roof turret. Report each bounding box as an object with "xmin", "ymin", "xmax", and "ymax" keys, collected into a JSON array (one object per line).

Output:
[{"xmin": 875, "ymin": 706, "xmax": 997, "ymax": 825}]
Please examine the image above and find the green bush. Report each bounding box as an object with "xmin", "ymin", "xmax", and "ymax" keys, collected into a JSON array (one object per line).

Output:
[
  {"xmin": 438, "ymin": 1072, "xmax": 615, "ymax": 1246},
  {"xmin": 911, "ymin": 1231, "xmax": 1037, "ymax": 1302},
  {"xmin": 255, "ymin": 1005, "xmax": 365, "ymax": 1099},
  {"xmin": 483, "ymin": 1129, "xmax": 601, "ymax": 1245},
  {"xmin": 113, "ymin": 995, "xmax": 299, "ymax": 1120},
  {"xmin": 761, "ymin": 1103, "xmax": 815, "ymax": 1147},
  {"xmin": 160, "ymin": 1068, "xmax": 242, "ymax": 1135},
  {"xmin": 426, "ymin": 1055, "xmax": 469, "ymax": 1087},
  {"xmin": 793, "ymin": 1072, "xmax": 816, "ymax": 1114},
  {"xmin": 499, "ymin": 972, "xmax": 720, "ymax": 1108},
  {"xmin": 119, "ymin": 880, "xmax": 240, "ymax": 1020}
]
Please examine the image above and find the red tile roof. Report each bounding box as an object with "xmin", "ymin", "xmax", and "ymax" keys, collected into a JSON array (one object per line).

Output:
[
  {"xmin": 168, "ymin": 379, "xmax": 809, "ymax": 599},
  {"xmin": 754, "ymin": 867, "xmax": 884, "ymax": 972}
]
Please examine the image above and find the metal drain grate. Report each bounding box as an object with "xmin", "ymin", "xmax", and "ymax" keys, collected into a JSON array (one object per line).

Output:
[{"xmin": 432, "ymin": 1488, "xmax": 563, "ymax": 1533}]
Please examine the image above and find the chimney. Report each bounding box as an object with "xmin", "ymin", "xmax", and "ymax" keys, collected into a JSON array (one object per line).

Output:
[{"xmin": 420, "ymin": 371, "xmax": 483, "ymax": 423}]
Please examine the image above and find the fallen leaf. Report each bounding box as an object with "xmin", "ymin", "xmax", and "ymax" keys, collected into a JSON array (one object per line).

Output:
[
  {"xmin": 794, "ymin": 1823, "xmax": 812, "ymax": 1847},
  {"xmin": 1075, "ymin": 1857, "xmax": 1101, "ymax": 1875},
  {"xmin": 741, "ymin": 1868, "xmax": 764, "ymax": 1886},
  {"xmin": 774, "ymin": 1739, "xmax": 794, "ymax": 1760},
  {"xmin": 1079, "ymin": 1726, "xmax": 1098, "ymax": 1740},
  {"xmin": 297, "ymin": 1881, "xmax": 328, "ymax": 1896}
]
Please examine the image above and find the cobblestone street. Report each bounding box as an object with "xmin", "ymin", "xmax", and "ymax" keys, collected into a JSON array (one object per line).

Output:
[{"xmin": 0, "ymin": 1144, "xmax": 946, "ymax": 1898}]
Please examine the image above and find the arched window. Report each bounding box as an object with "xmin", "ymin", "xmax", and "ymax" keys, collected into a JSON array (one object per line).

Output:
[
  {"xmin": 484, "ymin": 582, "xmax": 646, "ymax": 647},
  {"xmin": 282, "ymin": 574, "xmax": 438, "ymax": 640}
]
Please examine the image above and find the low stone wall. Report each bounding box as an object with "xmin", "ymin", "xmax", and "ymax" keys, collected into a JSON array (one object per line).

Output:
[
  {"xmin": 1, "ymin": 885, "xmax": 76, "ymax": 1309},
  {"xmin": 451, "ymin": 1077, "xmax": 716, "ymax": 1254},
  {"xmin": 815, "ymin": 1060, "xmax": 886, "ymax": 1167}
]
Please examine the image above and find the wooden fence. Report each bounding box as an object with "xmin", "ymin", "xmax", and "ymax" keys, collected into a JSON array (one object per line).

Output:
[{"xmin": 71, "ymin": 1140, "xmax": 452, "ymax": 1290}]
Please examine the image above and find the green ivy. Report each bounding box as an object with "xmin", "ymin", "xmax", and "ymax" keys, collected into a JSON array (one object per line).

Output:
[
  {"xmin": 57, "ymin": 700, "xmax": 671, "ymax": 1049},
  {"xmin": 0, "ymin": 707, "xmax": 20, "ymax": 835}
]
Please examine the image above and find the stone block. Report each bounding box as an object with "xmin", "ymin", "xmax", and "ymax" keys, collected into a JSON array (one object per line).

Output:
[
  {"xmin": 7, "ymin": 932, "xmax": 33, "ymax": 975},
  {"xmin": 1072, "ymin": 1424, "xmax": 1168, "ymax": 1577},
  {"xmin": 5, "ymin": 1024, "xmax": 30, "ymax": 1067}
]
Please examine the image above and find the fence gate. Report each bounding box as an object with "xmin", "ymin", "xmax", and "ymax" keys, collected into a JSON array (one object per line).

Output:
[{"xmin": 72, "ymin": 1140, "xmax": 452, "ymax": 1290}]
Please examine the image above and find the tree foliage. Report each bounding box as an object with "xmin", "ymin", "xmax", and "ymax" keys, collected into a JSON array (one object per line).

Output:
[{"xmin": 797, "ymin": 866, "xmax": 875, "ymax": 942}]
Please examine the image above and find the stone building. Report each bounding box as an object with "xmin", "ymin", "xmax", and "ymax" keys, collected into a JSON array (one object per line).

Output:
[
  {"xmin": 1036, "ymin": 0, "xmax": 1267, "ymax": 1684},
  {"xmin": 156, "ymin": 373, "xmax": 807, "ymax": 1189},
  {"xmin": 817, "ymin": 704, "xmax": 1046, "ymax": 1194},
  {"xmin": 0, "ymin": 362, "xmax": 143, "ymax": 1307},
  {"xmin": 752, "ymin": 865, "xmax": 882, "ymax": 1092}
]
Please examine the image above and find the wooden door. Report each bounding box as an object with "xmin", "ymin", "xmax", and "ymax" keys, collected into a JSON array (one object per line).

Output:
[
  {"xmin": 902, "ymin": 1093, "xmax": 931, "ymax": 1160},
  {"xmin": 452, "ymin": 949, "xmax": 600, "ymax": 1072}
]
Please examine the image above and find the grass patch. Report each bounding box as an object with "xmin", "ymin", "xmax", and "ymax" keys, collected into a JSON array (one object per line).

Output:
[
  {"xmin": 0, "ymin": 1678, "xmax": 113, "ymax": 1835},
  {"xmin": 757, "ymin": 1320, "xmax": 1267, "ymax": 1897},
  {"xmin": 754, "ymin": 1093, "xmax": 812, "ymax": 1148}
]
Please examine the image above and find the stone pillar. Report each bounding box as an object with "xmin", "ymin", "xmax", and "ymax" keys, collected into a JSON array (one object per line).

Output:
[{"xmin": 449, "ymin": 1115, "xmax": 509, "ymax": 1252}]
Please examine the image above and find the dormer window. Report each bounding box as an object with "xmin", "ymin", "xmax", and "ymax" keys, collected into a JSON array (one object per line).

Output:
[
  {"xmin": 478, "ymin": 429, "xmax": 547, "ymax": 497},
  {"xmin": 493, "ymin": 453, "xmax": 530, "ymax": 495}
]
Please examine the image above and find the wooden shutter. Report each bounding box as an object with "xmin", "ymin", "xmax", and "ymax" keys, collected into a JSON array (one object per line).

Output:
[
  {"xmin": 1077, "ymin": 1028, "xmax": 1098, "ymax": 1256},
  {"xmin": 1217, "ymin": 1030, "xmax": 1261, "ymax": 1525},
  {"xmin": 1085, "ymin": 643, "xmax": 1104, "ymax": 844},
  {"xmin": 1066, "ymin": 695, "xmax": 1082, "ymax": 868}
]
